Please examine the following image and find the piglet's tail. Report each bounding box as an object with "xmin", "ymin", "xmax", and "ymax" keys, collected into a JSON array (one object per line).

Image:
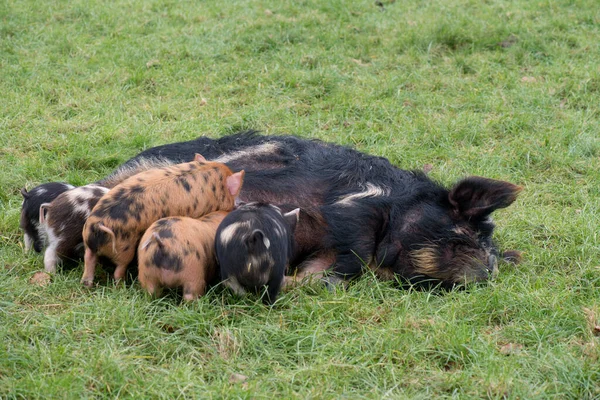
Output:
[
  {"xmin": 97, "ymin": 224, "xmax": 117, "ymax": 255},
  {"xmin": 141, "ymin": 232, "xmax": 164, "ymax": 250}
]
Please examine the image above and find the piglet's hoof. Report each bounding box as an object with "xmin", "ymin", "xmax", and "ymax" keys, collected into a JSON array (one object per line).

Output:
[{"xmin": 81, "ymin": 279, "xmax": 94, "ymax": 288}]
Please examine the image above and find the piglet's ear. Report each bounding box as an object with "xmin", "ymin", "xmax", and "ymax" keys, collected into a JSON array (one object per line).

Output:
[
  {"xmin": 449, "ymin": 176, "xmax": 522, "ymax": 219},
  {"xmin": 283, "ymin": 208, "xmax": 300, "ymax": 231},
  {"xmin": 246, "ymin": 229, "xmax": 269, "ymax": 252},
  {"xmin": 226, "ymin": 170, "xmax": 245, "ymax": 197},
  {"xmin": 194, "ymin": 153, "xmax": 207, "ymax": 162},
  {"xmin": 21, "ymin": 188, "xmax": 30, "ymax": 199}
]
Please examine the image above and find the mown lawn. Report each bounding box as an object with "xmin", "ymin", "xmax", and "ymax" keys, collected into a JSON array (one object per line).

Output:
[{"xmin": 1, "ymin": 0, "xmax": 599, "ymax": 398}]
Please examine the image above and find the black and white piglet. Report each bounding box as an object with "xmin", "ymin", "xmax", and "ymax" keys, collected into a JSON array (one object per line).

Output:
[
  {"xmin": 39, "ymin": 184, "xmax": 109, "ymax": 273},
  {"xmin": 215, "ymin": 202, "xmax": 299, "ymax": 304},
  {"xmin": 20, "ymin": 182, "xmax": 76, "ymax": 253}
]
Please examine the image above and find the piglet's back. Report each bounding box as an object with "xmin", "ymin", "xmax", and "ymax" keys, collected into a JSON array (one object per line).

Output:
[
  {"xmin": 87, "ymin": 160, "xmax": 240, "ymax": 236},
  {"xmin": 140, "ymin": 211, "xmax": 228, "ymax": 269}
]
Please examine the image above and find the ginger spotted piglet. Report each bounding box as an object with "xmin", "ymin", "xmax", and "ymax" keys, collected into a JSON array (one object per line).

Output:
[
  {"xmin": 137, "ymin": 212, "xmax": 228, "ymax": 301},
  {"xmin": 81, "ymin": 155, "xmax": 244, "ymax": 286},
  {"xmin": 36, "ymin": 159, "xmax": 178, "ymax": 274},
  {"xmin": 216, "ymin": 203, "xmax": 299, "ymax": 304}
]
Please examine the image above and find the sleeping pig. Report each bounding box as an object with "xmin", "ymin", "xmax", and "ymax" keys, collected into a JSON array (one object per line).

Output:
[
  {"xmin": 137, "ymin": 212, "xmax": 228, "ymax": 301},
  {"xmin": 39, "ymin": 184, "xmax": 109, "ymax": 273},
  {"xmin": 81, "ymin": 154, "xmax": 244, "ymax": 286},
  {"xmin": 215, "ymin": 202, "xmax": 299, "ymax": 304}
]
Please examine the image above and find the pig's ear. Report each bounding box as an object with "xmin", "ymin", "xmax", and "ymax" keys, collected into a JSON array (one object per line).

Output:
[
  {"xmin": 39, "ymin": 203, "xmax": 51, "ymax": 224},
  {"xmin": 21, "ymin": 188, "xmax": 30, "ymax": 199},
  {"xmin": 449, "ymin": 176, "xmax": 522, "ymax": 219},
  {"xmin": 283, "ymin": 208, "xmax": 300, "ymax": 231},
  {"xmin": 246, "ymin": 229, "xmax": 269, "ymax": 252},
  {"xmin": 226, "ymin": 170, "xmax": 245, "ymax": 197},
  {"xmin": 194, "ymin": 153, "xmax": 207, "ymax": 163}
]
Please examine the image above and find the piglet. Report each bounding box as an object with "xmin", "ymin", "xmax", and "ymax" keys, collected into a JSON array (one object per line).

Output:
[
  {"xmin": 20, "ymin": 182, "xmax": 75, "ymax": 252},
  {"xmin": 20, "ymin": 159, "xmax": 175, "ymax": 255},
  {"xmin": 81, "ymin": 155, "xmax": 244, "ymax": 286},
  {"xmin": 137, "ymin": 212, "xmax": 228, "ymax": 301},
  {"xmin": 215, "ymin": 202, "xmax": 299, "ymax": 304},
  {"xmin": 39, "ymin": 184, "xmax": 109, "ymax": 273}
]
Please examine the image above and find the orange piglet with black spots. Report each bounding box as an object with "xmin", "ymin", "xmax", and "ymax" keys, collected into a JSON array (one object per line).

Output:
[
  {"xmin": 137, "ymin": 212, "xmax": 228, "ymax": 301},
  {"xmin": 81, "ymin": 154, "xmax": 244, "ymax": 286}
]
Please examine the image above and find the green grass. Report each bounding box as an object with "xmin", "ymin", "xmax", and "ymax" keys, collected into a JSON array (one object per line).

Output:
[{"xmin": 1, "ymin": 0, "xmax": 600, "ymax": 397}]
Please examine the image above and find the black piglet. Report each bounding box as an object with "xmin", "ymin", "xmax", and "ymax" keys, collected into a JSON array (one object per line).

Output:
[{"xmin": 215, "ymin": 203, "xmax": 299, "ymax": 304}]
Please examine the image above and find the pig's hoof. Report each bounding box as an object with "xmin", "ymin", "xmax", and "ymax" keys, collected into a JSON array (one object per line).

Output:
[
  {"xmin": 183, "ymin": 294, "xmax": 199, "ymax": 302},
  {"xmin": 81, "ymin": 279, "xmax": 94, "ymax": 287}
]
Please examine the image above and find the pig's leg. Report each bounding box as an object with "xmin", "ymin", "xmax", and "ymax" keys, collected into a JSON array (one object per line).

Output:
[
  {"xmin": 113, "ymin": 248, "xmax": 136, "ymax": 283},
  {"xmin": 81, "ymin": 247, "xmax": 97, "ymax": 286},
  {"xmin": 282, "ymin": 251, "xmax": 335, "ymax": 289},
  {"xmin": 24, "ymin": 233, "xmax": 33, "ymax": 252},
  {"xmin": 113, "ymin": 263, "xmax": 128, "ymax": 283},
  {"xmin": 263, "ymin": 276, "xmax": 283, "ymax": 305},
  {"xmin": 224, "ymin": 276, "xmax": 246, "ymax": 295},
  {"xmin": 144, "ymin": 282, "xmax": 163, "ymax": 298},
  {"xmin": 138, "ymin": 271, "xmax": 161, "ymax": 297},
  {"xmin": 43, "ymin": 244, "xmax": 59, "ymax": 274},
  {"xmin": 183, "ymin": 279, "xmax": 206, "ymax": 302}
]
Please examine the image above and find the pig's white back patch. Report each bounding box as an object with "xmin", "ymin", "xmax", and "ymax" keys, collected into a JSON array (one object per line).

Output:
[
  {"xmin": 213, "ymin": 143, "xmax": 280, "ymax": 164},
  {"xmin": 334, "ymin": 183, "xmax": 390, "ymax": 206},
  {"xmin": 68, "ymin": 185, "xmax": 109, "ymax": 217}
]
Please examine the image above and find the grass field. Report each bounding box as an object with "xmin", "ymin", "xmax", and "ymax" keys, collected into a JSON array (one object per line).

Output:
[{"xmin": 1, "ymin": 0, "xmax": 600, "ymax": 398}]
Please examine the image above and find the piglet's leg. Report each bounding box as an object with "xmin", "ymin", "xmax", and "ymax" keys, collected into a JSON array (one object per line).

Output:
[
  {"xmin": 182, "ymin": 281, "xmax": 206, "ymax": 302},
  {"xmin": 43, "ymin": 245, "xmax": 59, "ymax": 274},
  {"xmin": 224, "ymin": 276, "xmax": 247, "ymax": 296},
  {"xmin": 143, "ymin": 282, "xmax": 163, "ymax": 298},
  {"xmin": 24, "ymin": 234, "xmax": 33, "ymax": 252},
  {"xmin": 113, "ymin": 264, "xmax": 128, "ymax": 283},
  {"xmin": 263, "ymin": 277, "xmax": 282, "ymax": 305},
  {"xmin": 113, "ymin": 247, "xmax": 137, "ymax": 283},
  {"xmin": 81, "ymin": 247, "xmax": 97, "ymax": 287}
]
